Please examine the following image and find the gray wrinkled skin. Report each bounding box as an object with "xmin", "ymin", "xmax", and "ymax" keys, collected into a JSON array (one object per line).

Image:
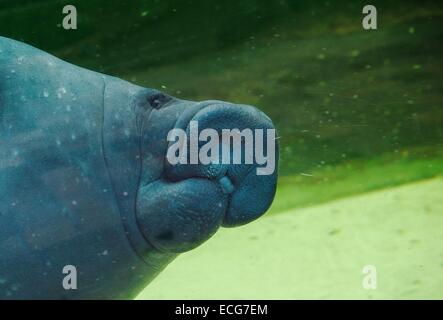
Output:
[{"xmin": 0, "ymin": 37, "xmax": 278, "ymax": 299}]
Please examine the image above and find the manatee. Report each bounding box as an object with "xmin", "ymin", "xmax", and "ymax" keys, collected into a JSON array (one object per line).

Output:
[{"xmin": 0, "ymin": 36, "xmax": 278, "ymax": 299}]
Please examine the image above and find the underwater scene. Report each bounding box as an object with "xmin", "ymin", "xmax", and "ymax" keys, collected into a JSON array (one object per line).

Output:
[{"xmin": 0, "ymin": 0, "xmax": 442, "ymax": 299}]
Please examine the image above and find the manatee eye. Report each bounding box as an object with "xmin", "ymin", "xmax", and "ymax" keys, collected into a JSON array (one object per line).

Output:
[{"xmin": 148, "ymin": 93, "xmax": 172, "ymax": 109}]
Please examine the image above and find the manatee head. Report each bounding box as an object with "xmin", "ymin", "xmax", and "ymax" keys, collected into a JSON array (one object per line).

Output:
[{"xmin": 104, "ymin": 85, "xmax": 279, "ymax": 255}]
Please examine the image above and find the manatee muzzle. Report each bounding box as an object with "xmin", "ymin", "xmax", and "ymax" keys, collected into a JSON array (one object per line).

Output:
[{"xmin": 136, "ymin": 101, "xmax": 278, "ymax": 253}]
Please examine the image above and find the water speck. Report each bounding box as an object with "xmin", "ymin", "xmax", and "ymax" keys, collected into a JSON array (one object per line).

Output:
[
  {"xmin": 350, "ymin": 50, "xmax": 360, "ymax": 57},
  {"xmin": 57, "ymin": 87, "xmax": 67, "ymax": 99},
  {"xmin": 328, "ymin": 228, "xmax": 341, "ymax": 236},
  {"xmin": 43, "ymin": 90, "xmax": 50, "ymax": 98},
  {"xmin": 11, "ymin": 283, "xmax": 20, "ymax": 291},
  {"xmin": 300, "ymin": 173, "xmax": 314, "ymax": 177}
]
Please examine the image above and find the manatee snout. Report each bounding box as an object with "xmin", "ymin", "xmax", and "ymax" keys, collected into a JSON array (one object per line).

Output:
[{"xmin": 136, "ymin": 100, "xmax": 279, "ymax": 253}]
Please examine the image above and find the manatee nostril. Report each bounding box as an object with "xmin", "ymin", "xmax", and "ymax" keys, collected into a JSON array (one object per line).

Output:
[{"xmin": 148, "ymin": 93, "xmax": 172, "ymax": 109}]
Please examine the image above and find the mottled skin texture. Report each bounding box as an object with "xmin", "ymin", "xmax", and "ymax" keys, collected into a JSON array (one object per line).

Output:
[{"xmin": 0, "ymin": 37, "xmax": 278, "ymax": 299}]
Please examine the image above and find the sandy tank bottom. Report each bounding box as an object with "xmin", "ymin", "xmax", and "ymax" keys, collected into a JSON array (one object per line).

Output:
[{"xmin": 137, "ymin": 177, "xmax": 443, "ymax": 299}]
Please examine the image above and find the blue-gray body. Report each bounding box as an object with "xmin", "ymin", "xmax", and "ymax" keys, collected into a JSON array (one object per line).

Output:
[{"xmin": 0, "ymin": 37, "xmax": 278, "ymax": 299}]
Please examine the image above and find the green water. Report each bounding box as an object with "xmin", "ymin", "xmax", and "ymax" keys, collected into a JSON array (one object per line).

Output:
[
  {"xmin": 2, "ymin": 1, "xmax": 442, "ymax": 181},
  {"xmin": 1, "ymin": 0, "xmax": 442, "ymax": 299}
]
